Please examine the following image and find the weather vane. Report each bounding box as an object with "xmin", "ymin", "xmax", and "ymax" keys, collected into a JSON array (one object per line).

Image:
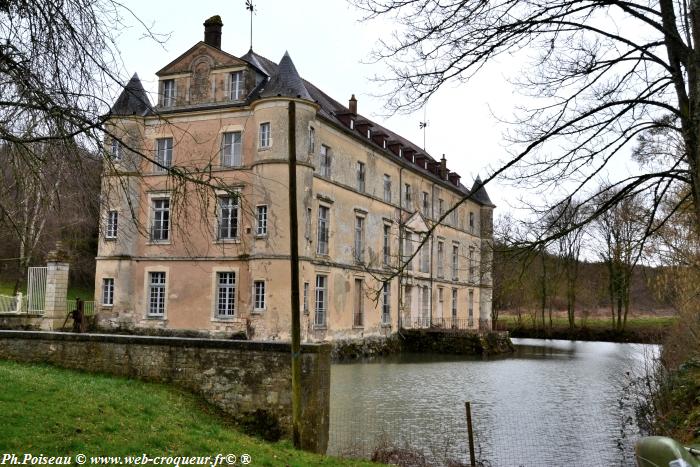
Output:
[
  {"xmin": 419, "ymin": 105, "xmax": 429, "ymax": 150},
  {"xmin": 245, "ymin": 1, "xmax": 255, "ymax": 50}
]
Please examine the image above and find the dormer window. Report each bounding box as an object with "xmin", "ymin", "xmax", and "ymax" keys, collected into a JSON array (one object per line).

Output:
[
  {"xmin": 383, "ymin": 139, "xmax": 387, "ymax": 149},
  {"xmin": 399, "ymin": 148, "xmax": 403, "ymax": 157},
  {"xmin": 366, "ymin": 129, "xmax": 371, "ymax": 139},
  {"xmin": 230, "ymin": 71, "xmax": 244, "ymax": 100},
  {"xmin": 350, "ymin": 119, "xmax": 355, "ymax": 130},
  {"xmin": 162, "ymin": 79, "xmax": 175, "ymax": 107}
]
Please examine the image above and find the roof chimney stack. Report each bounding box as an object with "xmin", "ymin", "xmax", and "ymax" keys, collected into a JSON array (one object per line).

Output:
[
  {"xmin": 203, "ymin": 15, "xmax": 223, "ymax": 49},
  {"xmin": 440, "ymin": 154, "xmax": 448, "ymax": 180},
  {"xmin": 349, "ymin": 94, "xmax": 357, "ymax": 115}
]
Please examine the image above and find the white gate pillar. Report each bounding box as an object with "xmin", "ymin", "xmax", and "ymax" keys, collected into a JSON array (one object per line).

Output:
[{"xmin": 41, "ymin": 245, "xmax": 70, "ymax": 331}]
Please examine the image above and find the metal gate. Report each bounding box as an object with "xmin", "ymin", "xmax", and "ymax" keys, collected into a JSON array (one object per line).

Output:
[{"xmin": 27, "ymin": 266, "xmax": 47, "ymax": 315}]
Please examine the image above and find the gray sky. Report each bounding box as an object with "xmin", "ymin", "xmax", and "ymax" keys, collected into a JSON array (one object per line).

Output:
[{"xmin": 112, "ymin": 0, "xmax": 591, "ymax": 219}]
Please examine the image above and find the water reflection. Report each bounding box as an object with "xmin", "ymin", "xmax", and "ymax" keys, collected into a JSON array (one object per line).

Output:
[{"xmin": 329, "ymin": 339, "xmax": 659, "ymax": 466}]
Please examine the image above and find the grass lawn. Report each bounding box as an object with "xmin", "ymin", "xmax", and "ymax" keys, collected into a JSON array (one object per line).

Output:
[
  {"xmin": 0, "ymin": 361, "xmax": 377, "ymax": 466},
  {"xmin": 498, "ymin": 313, "xmax": 678, "ymax": 330},
  {"xmin": 0, "ymin": 280, "xmax": 93, "ymax": 301}
]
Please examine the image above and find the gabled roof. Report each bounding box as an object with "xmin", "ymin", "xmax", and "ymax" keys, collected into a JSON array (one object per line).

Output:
[
  {"xmin": 471, "ymin": 176, "xmax": 495, "ymax": 207},
  {"xmin": 259, "ymin": 52, "xmax": 311, "ymax": 100},
  {"xmin": 156, "ymin": 41, "xmax": 248, "ymax": 76},
  {"xmin": 110, "ymin": 74, "xmax": 152, "ymax": 116}
]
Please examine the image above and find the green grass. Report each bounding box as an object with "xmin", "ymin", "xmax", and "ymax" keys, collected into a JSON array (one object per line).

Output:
[
  {"xmin": 0, "ymin": 361, "xmax": 377, "ymax": 466},
  {"xmin": 498, "ymin": 313, "xmax": 678, "ymax": 330},
  {"xmin": 0, "ymin": 280, "xmax": 93, "ymax": 301}
]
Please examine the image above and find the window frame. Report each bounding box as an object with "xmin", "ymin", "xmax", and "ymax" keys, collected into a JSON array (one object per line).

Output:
[
  {"xmin": 314, "ymin": 274, "xmax": 327, "ymax": 328},
  {"xmin": 381, "ymin": 282, "xmax": 391, "ymax": 326},
  {"xmin": 422, "ymin": 191, "xmax": 430, "ymax": 213},
  {"xmin": 353, "ymin": 278, "xmax": 364, "ymax": 328},
  {"xmin": 215, "ymin": 271, "xmax": 237, "ymax": 318},
  {"xmin": 162, "ymin": 79, "xmax": 175, "ymax": 107},
  {"xmin": 308, "ymin": 126, "xmax": 315, "ymax": 154},
  {"xmin": 404, "ymin": 183, "xmax": 412, "ymax": 207},
  {"xmin": 319, "ymin": 145, "xmax": 331, "ymax": 177},
  {"xmin": 255, "ymin": 204, "xmax": 268, "ymax": 237},
  {"xmin": 217, "ymin": 192, "xmax": 240, "ymax": 241},
  {"xmin": 452, "ymin": 244, "xmax": 459, "ymax": 280},
  {"xmin": 383, "ymin": 174, "xmax": 392, "ymax": 203},
  {"xmin": 253, "ymin": 280, "xmax": 266, "ymax": 312},
  {"xmin": 383, "ymin": 224, "xmax": 391, "ymax": 266},
  {"xmin": 105, "ymin": 210, "xmax": 118, "ymax": 239},
  {"xmin": 437, "ymin": 241, "xmax": 445, "ymax": 278},
  {"xmin": 259, "ymin": 122, "xmax": 271, "ymax": 149},
  {"xmin": 230, "ymin": 71, "xmax": 244, "ymax": 101},
  {"xmin": 154, "ymin": 137, "xmax": 173, "ymax": 172},
  {"xmin": 356, "ymin": 161, "xmax": 366, "ymax": 192},
  {"xmin": 317, "ymin": 205, "xmax": 330, "ymax": 255},
  {"xmin": 147, "ymin": 271, "xmax": 167, "ymax": 317},
  {"xmin": 221, "ymin": 131, "xmax": 242, "ymax": 167},
  {"xmin": 150, "ymin": 197, "xmax": 171, "ymax": 243},
  {"xmin": 102, "ymin": 278, "xmax": 114, "ymax": 307},
  {"xmin": 353, "ymin": 214, "xmax": 365, "ymax": 264}
]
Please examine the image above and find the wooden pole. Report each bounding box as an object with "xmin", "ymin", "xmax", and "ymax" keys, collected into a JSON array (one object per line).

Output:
[
  {"xmin": 466, "ymin": 401, "xmax": 476, "ymax": 467},
  {"xmin": 288, "ymin": 101, "xmax": 303, "ymax": 449}
]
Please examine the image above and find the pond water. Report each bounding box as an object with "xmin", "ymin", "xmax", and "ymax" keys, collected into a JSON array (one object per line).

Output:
[{"xmin": 329, "ymin": 338, "xmax": 659, "ymax": 466}]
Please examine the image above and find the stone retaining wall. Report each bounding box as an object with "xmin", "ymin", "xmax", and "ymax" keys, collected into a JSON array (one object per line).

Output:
[
  {"xmin": 400, "ymin": 330, "xmax": 514, "ymax": 355},
  {"xmin": 0, "ymin": 331, "xmax": 330, "ymax": 453}
]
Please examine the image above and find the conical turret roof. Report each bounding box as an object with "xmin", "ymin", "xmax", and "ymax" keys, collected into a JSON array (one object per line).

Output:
[
  {"xmin": 259, "ymin": 51, "xmax": 311, "ymax": 100},
  {"xmin": 110, "ymin": 74, "xmax": 152, "ymax": 116}
]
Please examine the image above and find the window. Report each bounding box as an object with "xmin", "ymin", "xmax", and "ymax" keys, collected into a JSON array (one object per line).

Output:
[
  {"xmin": 356, "ymin": 161, "xmax": 366, "ymax": 192},
  {"xmin": 221, "ymin": 132, "xmax": 242, "ymax": 167},
  {"xmin": 451, "ymin": 206, "xmax": 458, "ymax": 226},
  {"xmin": 404, "ymin": 231, "xmax": 414, "ymax": 271},
  {"xmin": 303, "ymin": 282, "xmax": 309, "ymax": 314},
  {"xmin": 110, "ymin": 139, "xmax": 121, "ymax": 161},
  {"xmin": 305, "ymin": 207, "xmax": 312, "ymax": 240},
  {"xmin": 383, "ymin": 175, "xmax": 392, "ymax": 203},
  {"xmin": 438, "ymin": 199, "xmax": 445, "ymax": 218},
  {"xmin": 230, "ymin": 71, "xmax": 244, "ymax": 100},
  {"xmin": 320, "ymin": 145, "xmax": 331, "ymax": 177},
  {"xmin": 452, "ymin": 245, "xmax": 459, "ymax": 280},
  {"xmin": 438, "ymin": 287, "xmax": 444, "ymax": 318},
  {"xmin": 469, "ymin": 211, "xmax": 475, "ymax": 233},
  {"xmin": 162, "ymin": 79, "xmax": 175, "ymax": 107},
  {"xmin": 253, "ymin": 281, "xmax": 266, "ymax": 311},
  {"xmin": 468, "ymin": 289, "xmax": 474, "ymax": 326},
  {"xmin": 469, "ymin": 247, "xmax": 476, "ymax": 283},
  {"xmin": 314, "ymin": 275, "xmax": 327, "ymax": 327},
  {"xmin": 148, "ymin": 272, "xmax": 166, "ymax": 316},
  {"xmin": 383, "ymin": 139, "xmax": 387, "ymax": 149},
  {"xmin": 349, "ymin": 118, "xmax": 355, "ymax": 130},
  {"xmin": 259, "ymin": 122, "xmax": 271, "ymax": 148},
  {"xmin": 354, "ymin": 215, "xmax": 365, "ymax": 263},
  {"xmin": 106, "ymin": 210, "xmax": 118, "ymax": 239},
  {"xmin": 437, "ymin": 241, "xmax": 445, "ymax": 278},
  {"xmin": 102, "ymin": 278, "xmax": 114, "ymax": 306},
  {"xmin": 404, "ymin": 285, "xmax": 412, "ymax": 314},
  {"xmin": 317, "ymin": 205, "xmax": 330, "ymax": 255},
  {"xmin": 366, "ymin": 128, "xmax": 371, "ymax": 139},
  {"xmin": 216, "ymin": 272, "xmax": 236, "ymax": 317},
  {"xmin": 383, "ymin": 224, "xmax": 391, "ymax": 266},
  {"xmin": 452, "ymin": 288, "xmax": 458, "ymax": 321},
  {"xmin": 256, "ymin": 205, "xmax": 268, "ymax": 236},
  {"xmin": 419, "ymin": 236, "xmax": 430, "ymax": 273},
  {"xmin": 422, "ymin": 191, "xmax": 430, "ymax": 213},
  {"xmin": 382, "ymin": 282, "xmax": 391, "ymax": 325},
  {"xmin": 308, "ymin": 126, "xmax": 315, "ymax": 153},
  {"xmin": 150, "ymin": 198, "xmax": 170, "ymax": 242},
  {"xmin": 155, "ymin": 138, "xmax": 173, "ymax": 172},
  {"xmin": 404, "ymin": 183, "xmax": 412, "ymax": 207},
  {"xmin": 218, "ymin": 195, "xmax": 240, "ymax": 240},
  {"xmin": 354, "ymin": 278, "xmax": 363, "ymax": 327},
  {"xmin": 421, "ymin": 286, "xmax": 430, "ymax": 325}
]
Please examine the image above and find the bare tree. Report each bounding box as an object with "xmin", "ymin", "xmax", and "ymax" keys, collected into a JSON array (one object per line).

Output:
[{"xmin": 353, "ymin": 0, "xmax": 698, "ymax": 238}]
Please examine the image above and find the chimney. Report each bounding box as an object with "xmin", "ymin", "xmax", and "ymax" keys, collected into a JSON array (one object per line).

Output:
[
  {"xmin": 349, "ymin": 94, "xmax": 357, "ymax": 114},
  {"xmin": 203, "ymin": 15, "xmax": 223, "ymax": 49},
  {"xmin": 440, "ymin": 154, "xmax": 448, "ymax": 180}
]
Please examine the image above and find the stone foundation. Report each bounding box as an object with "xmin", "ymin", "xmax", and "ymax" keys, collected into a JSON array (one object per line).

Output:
[{"xmin": 0, "ymin": 330, "xmax": 330, "ymax": 453}]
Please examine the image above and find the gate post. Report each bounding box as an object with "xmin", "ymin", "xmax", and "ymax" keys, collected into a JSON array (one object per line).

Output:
[{"xmin": 41, "ymin": 244, "xmax": 70, "ymax": 331}]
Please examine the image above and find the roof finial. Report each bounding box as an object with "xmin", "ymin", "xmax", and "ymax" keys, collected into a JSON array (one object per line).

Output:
[
  {"xmin": 245, "ymin": 1, "xmax": 255, "ymax": 50},
  {"xmin": 419, "ymin": 102, "xmax": 429, "ymax": 150}
]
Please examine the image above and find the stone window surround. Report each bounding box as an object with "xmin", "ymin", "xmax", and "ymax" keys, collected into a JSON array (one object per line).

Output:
[
  {"xmin": 143, "ymin": 265, "xmax": 169, "ymax": 320},
  {"xmin": 210, "ymin": 266, "xmax": 240, "ymax": 322}
]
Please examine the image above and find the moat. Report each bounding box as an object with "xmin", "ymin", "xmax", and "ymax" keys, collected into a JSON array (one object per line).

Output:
[{"xmin": 329, "ymin": 338, "xmax": 658, "ymax": 466}]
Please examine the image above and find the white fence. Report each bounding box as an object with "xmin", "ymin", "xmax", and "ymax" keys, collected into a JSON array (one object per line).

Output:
[
  {"xmin": 66, "ymin": 300, "xmax": 96, "ymax": 317},
  {"xmin": 27, "ymin": 266, "xmax": 47, "ymax": 314},
  {"xmin": 0, "ymin": 293, "xmax": 22, "ymax": 314}
]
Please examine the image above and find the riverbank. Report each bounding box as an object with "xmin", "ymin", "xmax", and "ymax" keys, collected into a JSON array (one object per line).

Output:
[
  {"xmin": 0, "ymin": 361, "xmax": 376, "ymax": 466},
  {"xmin": 497, "ymin": 315, "xmax": 676, "ymax": 344}
]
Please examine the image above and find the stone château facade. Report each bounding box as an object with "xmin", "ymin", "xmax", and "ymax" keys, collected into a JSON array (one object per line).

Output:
[{"xmin": 94, "ymin": 16, "xmax": 495, "ymax": 341}]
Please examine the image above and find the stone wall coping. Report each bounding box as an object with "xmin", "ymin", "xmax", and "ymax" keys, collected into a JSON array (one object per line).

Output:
[{"xmin": 0, "ymin": 330, "xmax": 331, "ymax": 354}]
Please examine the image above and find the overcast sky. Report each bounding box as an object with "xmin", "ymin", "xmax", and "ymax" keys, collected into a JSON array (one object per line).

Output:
[{"xmin": 112, "ymin": 0, "xmax": 587, "ymax": 219}]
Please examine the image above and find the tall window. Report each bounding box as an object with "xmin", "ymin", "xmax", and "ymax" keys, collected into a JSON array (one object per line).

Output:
[
  {"xmin": 383, "ymin": 224, "xmax": 391, "ymax": 266},
  {"xmin": 155, "ymin": 138, "xmax": 173, "ymax": 172},
  {"xmin": 253, "ymin": 281, "xmax": 266, "ymax": 311},
  {"xmin": 320, "ymin": 145, "xmax": 331, "ymax": 177},
  {"xmin": 438, "ymin": 287, "xmax": 444, "ymax": 318},
  {"xmin": 437, "ymin": 241, "xmax": 444, "ymax": 278},
  {"xmin": 354, "ymin": 215, "xmax": 365, "ymax": 263},
  {"xmin": 419, "ymin": 236, "xmax": 430, "ymax": 273},
  {"xmin": 438, "ymin": 199, "xmax": 444, "ymax": 218},
  {"xmin": 218, "ymin": 195, "xmax": 239, "ymax": 240},
  {"xmin": 421, "ymin": 286, "xmax": 430, "ymax": 325},
  {"xmin": 110, "ymin": 139, "xmax": 121, "ymax": 161},
  {"xmin": 259, "ymin": 122, "xmax": 271, "ymax": 148},
  {"xmin": 216, "ymin": 272, "xmax": 236, "ymax": 317},
  {"xmin": 452, "ymin": 244, "xmax": 459, "ymax": 280},
  {"xmin": 230, "ymin": 71, "xmax": 244, "ymax": 100},
  {"xmin": 162, "ymin": 79, "xmax": 175, "ymax": 107},
  {"xmin": 468, "ymin": 289, "xmax": 474, "ymax": 326},
  {"xmin": 221, "ymin": 132, "xmax": 242, "ymax": 167},
  {"xmin": 106, "ymin": 210, "xmax": 118, "ymax": 239},
  {"xmin": 382, "ymin": 282, "xmax": 391, "ymax": 325},
  {"xmin": 452, "ymin": 206, "xmax": 459, "ymax": 226},
  {"xmin": 151, "ymin": 198, "xmax": 170, "ymax": 242},
  {"xmin": 469, "ymin": 247, "xmax": 476, "ymax": 283},
  {"xmin": 314, "ymin": 275, "xmax": 327, "ymax": 327},
  {"xmin": 404, "ymin": 285, "xmax": 412, "ymax": 314},
  {"xmin": 404, "ymin": 183, "xmax": 412, "ymax": 206},
  {"xmin": 422, "ymin": 191, "xmax": 430, "ymax": 213},
  {"xmin": 102, "ymin": 278, "xmax": 114, "ymax": 306},
  {"xmin": 305, "ymin": 207, "xmax": 312, "ymax": 240},
  {"xmin": 148, "ymin": 272, "xmax": 166, "ymax": 316},
  {"xmin": 356, "ymin": 161, "xmax": 366, "ymax": 192},
  {"xmin": 256, "ymin": 205, "xmax": 268, "ymax": 236},
  {"xmin": 452, "ymin": 288, "xmax": 458, "ymax": 321},
  {"xmin": 317, "ymin": 205, "xmax": 330, "ymax": 255},
  {"xmin": 404, "ymin": 232, "xmax": 414, "ymax": 271},
  {"xmin": 469, "ymin": 211, "xmax": 475, "ymax": 233},
  {"xmin": 303, "ymin": 282, "xmax": 309, "ymax": 314},
  {"xmin": 383, "ymin": 175, "xmax": 392, "ymax": 203},
  {"xmin": 354, "ymin": 279, "xmax": 363, "ymax": 327},
  {"xmin": 308, "ymin": 126, "xmax": 315, "ymax": 153}
]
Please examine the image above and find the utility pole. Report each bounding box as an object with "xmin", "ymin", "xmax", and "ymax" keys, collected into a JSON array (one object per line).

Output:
[{"xmin": 288, "ymin": 100, "xmax": 302, "ymax": 448}]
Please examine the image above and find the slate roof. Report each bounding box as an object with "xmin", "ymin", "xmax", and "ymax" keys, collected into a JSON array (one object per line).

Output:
[
  {"xmin": 110, "ymin": 74, "xmax": 152, "ymax": 116},
  {"xmin": 471, "ymin": 176, "xmax": 495, "ymax": 207},
  {"xmin": 259, "ymin": 52, "xmax": 311, "ymax": 100}
]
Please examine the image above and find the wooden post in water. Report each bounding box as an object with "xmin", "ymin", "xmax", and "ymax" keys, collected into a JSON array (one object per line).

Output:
[{"xmin": 465, "ymin": 401, "xmax": 476, "ymax": 467}]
